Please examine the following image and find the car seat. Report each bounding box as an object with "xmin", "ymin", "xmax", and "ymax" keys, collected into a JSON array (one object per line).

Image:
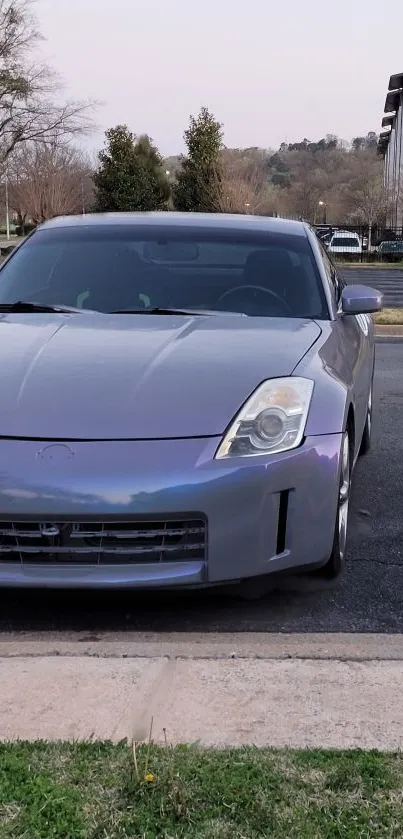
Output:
[{"xmin": 243, "ymin": 249, "xmax": 307, "ymax": 315}]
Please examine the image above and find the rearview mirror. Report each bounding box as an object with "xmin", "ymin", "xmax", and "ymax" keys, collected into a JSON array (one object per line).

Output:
[{"xmin": 341, "ymin": 284, "xmax": 383, "ymax": 315}]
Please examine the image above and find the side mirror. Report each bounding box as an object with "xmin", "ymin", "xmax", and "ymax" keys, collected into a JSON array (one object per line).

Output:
[{"xmin": 341, "ymin": 284, "xmax": 383, "ymax": 315}]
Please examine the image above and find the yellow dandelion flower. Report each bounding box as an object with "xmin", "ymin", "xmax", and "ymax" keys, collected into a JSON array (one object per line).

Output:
[{"xmin": 145, "ymin": 772, "xmax": 156, "ymax": 783}]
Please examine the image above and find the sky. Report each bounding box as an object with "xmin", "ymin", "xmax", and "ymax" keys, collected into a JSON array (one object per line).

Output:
[{"xmin": 36, "ymin": 0, "xmax": 402, "ymax": 157}]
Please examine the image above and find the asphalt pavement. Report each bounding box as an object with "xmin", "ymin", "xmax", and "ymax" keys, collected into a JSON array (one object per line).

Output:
[
  {"xmin": 342, "ymin": 267, "xmax": 403, "ymax": 307},
  {"xmin": 1, "ymin": 341, "xmax": 403, "ymax": 635}
]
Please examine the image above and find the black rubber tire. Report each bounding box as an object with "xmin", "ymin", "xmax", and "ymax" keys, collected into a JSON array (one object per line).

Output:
[
  {"xmin": 359, "ymin": 380, "xmax": 373, "ymax": 456},
  {"xmin": 319, "ymin": 430, "xmax": 351, "ymax": 580},
  {"xmin": 320, "ymin": 521, "xmax": 344, "ymax": 580}
]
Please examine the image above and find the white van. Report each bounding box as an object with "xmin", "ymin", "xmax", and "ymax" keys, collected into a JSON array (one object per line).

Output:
[{"xmin": 328, "ymin": 230, "xmax": 362, "ymax": 255}]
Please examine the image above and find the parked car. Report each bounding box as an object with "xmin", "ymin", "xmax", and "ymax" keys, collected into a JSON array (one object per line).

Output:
[
  {"xmin": 377, "ymin": 240, "xmax": 403, "ymax": 261},
  {"xmin": 0, "ymin": 213, "xmax": 382, "ymax": 591},
  {"xmin": 328, "ymin": 230, "xmax": 363, "ymax": 255}
]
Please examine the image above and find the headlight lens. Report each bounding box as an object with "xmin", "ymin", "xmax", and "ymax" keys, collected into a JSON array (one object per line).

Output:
[{"xmin": 215, "ymin": 377, "xmax": 314, "ymax": 459}]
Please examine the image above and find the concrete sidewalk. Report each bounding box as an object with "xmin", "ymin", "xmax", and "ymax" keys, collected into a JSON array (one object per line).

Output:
[{"xmin": 1, "ymin": 633, "xmax": 403, "ymax": 750}]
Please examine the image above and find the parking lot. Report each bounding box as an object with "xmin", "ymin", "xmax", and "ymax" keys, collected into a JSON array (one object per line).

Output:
[
  {"xmin": 342, "ymin": 267, "xmax": 403, "ymax": 307},
  {"xmin": 1, "ymin": 341, "xmax": 402, "ymax": 636}
]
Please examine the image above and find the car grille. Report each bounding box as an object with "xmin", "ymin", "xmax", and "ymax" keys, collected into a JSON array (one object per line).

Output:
[{"xmin": 0, "ymin": 519, "xmax": 206, "ymax": 564}]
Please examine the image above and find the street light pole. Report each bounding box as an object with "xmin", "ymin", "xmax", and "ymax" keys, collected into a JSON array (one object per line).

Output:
[
  {"xmin": 318, "ymin": 200, "xmax": 327, "ymax": 225},
  {"xmin": 5, "ymin": 164, "xmax": 10, "ymax": 240}
]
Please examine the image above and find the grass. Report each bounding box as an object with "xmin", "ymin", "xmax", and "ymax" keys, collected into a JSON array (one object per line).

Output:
[
  {"xmin": 373, "ymin": 308, "xmax": 403, "ymax": 325},
  {"xmin": 1, "ymin": 742, "xmax": 403, "ymax": 838},
  {"xmin": 335, "ymin": 260, "xmax": 403, "ymax": 269}
]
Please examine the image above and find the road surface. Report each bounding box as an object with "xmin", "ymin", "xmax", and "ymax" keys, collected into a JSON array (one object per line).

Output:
[{"xmin": 342, "ymin": 267, "xmax": 403, "ymax": 307}]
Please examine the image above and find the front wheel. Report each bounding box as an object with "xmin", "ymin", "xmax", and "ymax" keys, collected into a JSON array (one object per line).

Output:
[
  {"xmin": 320, "ymin": 430, "xmax": 351, "ymax": 579},
  {"xmin": 359, "ymin": 382, "xmax": 373, "ymax": 456}
]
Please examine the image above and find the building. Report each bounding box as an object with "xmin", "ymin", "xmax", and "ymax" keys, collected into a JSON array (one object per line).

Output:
[{"xmin": 379, "ymin": 72, "xmax": 403, "ymax": 227}]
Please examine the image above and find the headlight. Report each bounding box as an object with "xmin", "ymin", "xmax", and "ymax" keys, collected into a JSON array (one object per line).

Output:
[{"xmin": 215, "ymin": 377, "xmax": 314, "ymax": 459}]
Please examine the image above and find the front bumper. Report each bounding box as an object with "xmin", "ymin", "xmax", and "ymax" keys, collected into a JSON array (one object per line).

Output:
[{"xmin": 0, "ymin": 434, "xmax": 342, "ymax": 589}]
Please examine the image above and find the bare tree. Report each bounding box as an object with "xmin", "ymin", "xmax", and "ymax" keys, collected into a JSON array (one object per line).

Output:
[
  {"xmin": 265, "ymin": 140, "xmax": 386, "ymax": 224},
  {"xmin": 276, "ymin": 151, "xmax": 329, "ymax": 221},
  {"xmin": 343, "ymin": 153, "xmax": 390, "ymax": 248},
  {"xmin": 8, "ymin": 139, "xmax": 93, "ymax": 227},
  {"xmin": 210, "ymin": 155, "xmax": 278, "ymax": 215},
  {"xmin": 0, "ymin": 1, "xmax": 94, "ymax": 164}
]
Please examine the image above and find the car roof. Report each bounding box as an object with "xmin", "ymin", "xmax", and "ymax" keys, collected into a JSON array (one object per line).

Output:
[
  {"xmin": 331, "ymin": 230, "xmax": 359, "ymax": 237},
  {"xmin": 38, "ymin": 212, "xmax": 308, "ymax": 238}
]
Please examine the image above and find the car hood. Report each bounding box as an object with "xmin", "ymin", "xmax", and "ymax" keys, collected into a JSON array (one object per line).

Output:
[{"xmin": 0, "ymin": 313, "xmax": 321, "ymax": 439}]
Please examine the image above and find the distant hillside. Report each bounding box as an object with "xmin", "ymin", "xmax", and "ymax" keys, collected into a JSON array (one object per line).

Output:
[{"xmin": 165, "ymin": 133, "xmax": 384, "ymax": 224}]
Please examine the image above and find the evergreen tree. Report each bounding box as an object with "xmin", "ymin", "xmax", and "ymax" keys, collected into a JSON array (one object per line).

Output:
[
  {"xmin": 173, "ymin": 107, "xmax": 223, "ymax": 212},
  {"xmin": 93, "ymin": 125, "xmax": 169, "ymax": 212}
]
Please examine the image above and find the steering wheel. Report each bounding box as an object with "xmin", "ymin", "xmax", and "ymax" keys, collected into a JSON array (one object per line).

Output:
[{"xmin": 217, "ymin": 284, "xmax": 292, "ymax": 315}]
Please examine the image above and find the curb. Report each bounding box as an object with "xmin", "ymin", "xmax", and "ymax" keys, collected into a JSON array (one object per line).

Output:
[
  {"xmin": 375, "ymin": 325, "xmax": 403, "ymax": 340},
  {"xmin": 1, "ymin": 632, "xmax": 403, "ymax": 661},
  {"xmin": 376, "ymin": 334, "xmax": 403, "ymax": 342}
]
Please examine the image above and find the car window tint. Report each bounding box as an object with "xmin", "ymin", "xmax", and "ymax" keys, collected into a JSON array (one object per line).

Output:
[
  {"xmin": 318, "ymin": 241, "xmax": 340, "ymax": 302},
  {"xmin": 0, "ymin": 243, "xmax": 61, "ymax": 300},
  {"xmin": 0, "ymin": 226, "xmax": 329, "ymax": 319},
  {"xmin": 331, "ymin": 237, "xmax": 360, "ymax": 247}
]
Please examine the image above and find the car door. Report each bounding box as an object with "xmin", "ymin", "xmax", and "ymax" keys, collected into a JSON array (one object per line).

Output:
[{"xmin": 318, "ymin": 243, "xmax": 373, "ymax": 453}]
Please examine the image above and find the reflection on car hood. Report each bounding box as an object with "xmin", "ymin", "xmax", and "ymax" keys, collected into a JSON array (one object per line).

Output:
[{"xmin": 0, "ymin": 313, "xmax": 321, "ymax": 439}]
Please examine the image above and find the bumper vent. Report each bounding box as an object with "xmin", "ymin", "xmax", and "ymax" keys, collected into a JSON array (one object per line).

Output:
[
  {"xmin": 0, "ymin": 519, "xmax": 206, "ymax": 565},
  {"xmin": 276, "ymin": 490, "xmax": 289, "ymax": 555}
]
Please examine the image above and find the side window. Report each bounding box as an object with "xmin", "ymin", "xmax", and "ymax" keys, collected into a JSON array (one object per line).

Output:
[
  {"xmin": 326, "ymin": 246, "xmax": 347, "ymax": 292},
  {"xmin": 318, "ymin": 241, "xmax": 341, "ymax": 303}
]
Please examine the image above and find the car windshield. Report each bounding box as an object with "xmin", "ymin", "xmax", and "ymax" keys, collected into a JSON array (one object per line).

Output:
[
  {"xmin": 331, "ymin": 237, "xmax": 359, "ymax": 247},
  {"xmin": 0, "ymin": 224, "xmax": 328, "ymax": 319}
]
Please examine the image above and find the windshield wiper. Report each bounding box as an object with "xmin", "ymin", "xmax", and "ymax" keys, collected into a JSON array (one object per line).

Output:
[
  {"xmin": 0, "ymin": 301, "xmax": 89, "ymax": 314},
  {"xmin": 110, "ymin": 306, "xmax": 246, "ymax": 317}
]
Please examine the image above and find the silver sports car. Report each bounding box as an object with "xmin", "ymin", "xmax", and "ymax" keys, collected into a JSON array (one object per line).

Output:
[{"xmin": 0, "ymin": 213, "xmax": 382, "ymax": 590}]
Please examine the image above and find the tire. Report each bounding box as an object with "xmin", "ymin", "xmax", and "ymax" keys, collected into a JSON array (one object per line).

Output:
[
  {"xmin": 359, "ymin": 380, "xmax": 373, "ymax": 456},
  {"xmin": 319, "ymin": 430, "xmax": 351, "ymax": 579}
]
